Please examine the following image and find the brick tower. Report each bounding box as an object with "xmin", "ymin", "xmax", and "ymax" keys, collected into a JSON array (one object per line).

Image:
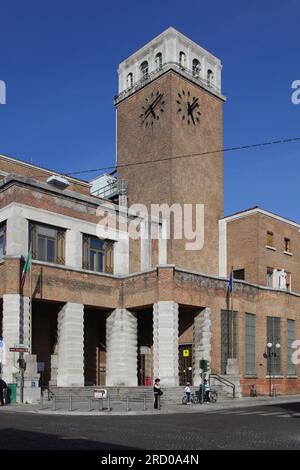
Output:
[{"xmin": 115, "ymin": 27, "xmax": 226, "ymax": 275}]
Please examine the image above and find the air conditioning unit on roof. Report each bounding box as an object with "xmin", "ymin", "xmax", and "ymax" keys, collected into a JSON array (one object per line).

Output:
[{"xmin": 47, "ymin": 175, "xmax": 70, "ymax": 189}]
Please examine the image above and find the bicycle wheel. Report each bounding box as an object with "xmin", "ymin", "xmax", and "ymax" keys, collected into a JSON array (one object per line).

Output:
[
  {"xmin": 182, "ymin": 396, "xmax": 187, "ymax": 405},
  {"xmin": 192, "ymin": 395, "xmax": 199, "ymax": 404},
  {"xmin": 210, "ymin": 391, "xmax": 217, "ymax": 402}
]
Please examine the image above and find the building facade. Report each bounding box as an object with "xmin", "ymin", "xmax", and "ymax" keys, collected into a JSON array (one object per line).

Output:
[{"xmin": 0, "ymin": 28, "xmax": 299, "ymax": 402}]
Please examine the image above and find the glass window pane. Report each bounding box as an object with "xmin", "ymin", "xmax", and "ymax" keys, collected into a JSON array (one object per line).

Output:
[
  {"xmin": 47, "ymin": 239, "xmax": 55, "ymax": 263},
  {"xmin": 97, "ymin": 252, "xmax": 104, "ymax": 272},
  {"xmin": 0, "ymin": 236, "xmax": 4, "ymax": 260},
  {"xmin": 267, "ymin": 317, "xmax": 281, "ymax": 375},
  {"xmin": 287, "ymin": 320, "xmax": 296, "ymax": 376},
  {"xmin": 90, "ymin": 250, "xmax": 95, "ymax": 271},
  {"xmin": 38, "ymin": 226, "xmax": 57, "ymax": 238},
  {"xmin": 90, "ymin": 237, "xmax": 104, "ymax": 250},
  {"xmin": 245, "ymin": 313, "xmax": 256, "ymax": 375},
  {"xmin": 38, "ymin": 237, "xmax": 46, "ymax": 261}
]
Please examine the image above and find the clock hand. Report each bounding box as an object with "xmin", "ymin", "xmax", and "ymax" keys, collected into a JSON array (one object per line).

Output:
[
  {"xmin": 150, "ymin": 93, "xmax": 163, "ymax": 110},
  {"xmin": 143, "ymin": 93, "xmax": 163, "ymax": 120},
  {"xmin": 190, "ymin": 98, "xmax": 199, "ymax": 111},
  {"xmin": 187, "ymin": 102, "xmax": 196, "ymax": 125},
  {"xmin": 149, "ymin": 105, "xmax": 156, "ymax": 118}
]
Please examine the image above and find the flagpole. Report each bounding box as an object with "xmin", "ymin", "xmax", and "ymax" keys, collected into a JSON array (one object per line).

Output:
[{"xmin": 29, "ymin": 245, "xmax": 32, "ymax": 355}]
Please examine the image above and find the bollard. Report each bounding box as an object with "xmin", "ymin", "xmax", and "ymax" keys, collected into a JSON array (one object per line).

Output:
[
  {"xmin": 53, "ymin": 395, "xmax": 56, "ymax": 411},
  {"xmin": 40, "ymin": 394, "xmax": 44, "ymax": 410},
  {"xmin": 107, "ymin": 396, "xmax": 111, "ymax": 411},
  {"xmin": 69, "ymin": 395, "xmax": 72, "ymax": 412},
  {"xmin": 126, "ymin": 397, "xmax": 130, "ymax": 412},
  {"xmin": 143, "ymin": 394, "xmax": 147, "ymax": 411},
  {"xmin": 98, "ymin": 398, "xmax": 103, "ymax": 412},
  {"xmin": 89, "ymin": 397, "xmax": 92, "ymax": 412}
]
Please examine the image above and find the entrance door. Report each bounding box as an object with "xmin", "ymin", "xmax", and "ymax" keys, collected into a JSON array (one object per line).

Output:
[
  {"xmin": 138, "ymin": 354, "xmax": 146, "ymax": 386},
  {"xmin": 96, "ymin": 347, "xmax": 106, "ymax": 385},
  {"xmin": 179, "ymin": 344, "xmax": 193, "ymax": 385}
]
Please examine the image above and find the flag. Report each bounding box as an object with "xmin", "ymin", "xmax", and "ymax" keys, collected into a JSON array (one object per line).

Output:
[
  {"xmin": 228, "ymin": 270, "xmax": 233, "ymax": 293},
  {"xmin": 21, "ymin": 250, "xmax": 31, "ymax": 290}
]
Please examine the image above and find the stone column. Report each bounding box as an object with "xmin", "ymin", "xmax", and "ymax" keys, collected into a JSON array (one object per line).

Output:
[
  {"xmin": 153, "ymin": 301, "xmax": 179, "ymax": 386},
  {"xmin": 6, "ymin": 213, "xmax": 28, "ymax": 257},
  {"xmin": 56, "ymin": 303, "xmax": 84, "ymax": 387},
  {"xmin": 106, "ymin": 309, "xmax": 137, "ymax": 386},
  {"xmin": 65, "ymin": 230, "xmax": 82, "ymax": 269},
  {"xmin": 2, "ymin": 294, "xmax": 29, "ymax": 383},
  {"xmin": 193, "ymin": 307, "xmax": 212, "ymax": 386}
]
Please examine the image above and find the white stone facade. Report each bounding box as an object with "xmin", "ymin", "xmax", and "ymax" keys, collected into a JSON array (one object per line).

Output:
[
  {"xmin": 118, "ymin": 27, "xmax": 222, "ymax": 95},
  {"xmin": 2, "ymin": 294, "xmax": 29, "ymax": 383},
  {"xmin": 193, "ymin": 307, "xmax": 212, "ymax": 386},
  {"xmin": 153, "ymin": 301, "xmax": 179, "ymax": 386},
  {"xmin": 106, "ymin": 309, "xmax": 138, "ymax": 386},
  {"xmin": 56, "ymin": 303, "xmax": 84, "ymax": 387}
]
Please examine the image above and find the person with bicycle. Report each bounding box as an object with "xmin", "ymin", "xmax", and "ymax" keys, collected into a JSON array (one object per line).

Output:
[
  {"xmin": 204, "ymin": 379, "xmax": 210, "ymax": 402},
  {"xmin": 184, "ymin": 382, "xmax": 191, "ymax": 404}
]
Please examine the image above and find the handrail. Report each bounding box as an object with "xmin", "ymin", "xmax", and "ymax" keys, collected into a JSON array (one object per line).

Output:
[{"xmin": 209, "ymin": 374, "xmax": 236, "ymax": 398}]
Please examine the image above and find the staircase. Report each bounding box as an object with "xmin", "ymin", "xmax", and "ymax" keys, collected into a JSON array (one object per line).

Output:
[{"xmin": 48, "ymin": 383, "xmax": 236, "ymax": 404}]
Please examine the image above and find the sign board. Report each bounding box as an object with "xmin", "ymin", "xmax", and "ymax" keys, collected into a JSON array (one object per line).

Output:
[
  {"xmin": 94, "ymin": 388, "xmax": 107, "ymax": 399},
  {"xmin": 9, "ymin": 347, "xmax": 28, "ymax": 353},
  {"xmin": 183, "ymin": 349, "xmax": 190, "ymax": 357}
]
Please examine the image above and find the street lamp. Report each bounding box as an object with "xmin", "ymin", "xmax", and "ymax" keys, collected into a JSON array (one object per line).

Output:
[{"xmin": 266, "ymin": 341, "xmax": 281, "ymax": 397}]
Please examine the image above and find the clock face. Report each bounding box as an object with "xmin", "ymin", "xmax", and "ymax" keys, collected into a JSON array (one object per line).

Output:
[
  {"xmin": 139, "ymin": 91, "xmax": 166, "ymax": 127},
  {"xmin": 177, "ymin": 89, "xmax": 201, "ymax": 125}
]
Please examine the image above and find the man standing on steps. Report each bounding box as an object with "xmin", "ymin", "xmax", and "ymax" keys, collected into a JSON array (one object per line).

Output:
[
  {"xmin": 0, "ymin": 378, "xmax": 7, "ymax": 406},
  {"xmin": 154, "ymin": 378, "xmax": 162, "ymax": 409}
]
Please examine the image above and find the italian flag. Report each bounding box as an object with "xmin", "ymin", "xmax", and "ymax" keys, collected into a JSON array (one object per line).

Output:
[{"xmin": 21, "ymin": 250, "xmax": 31, "ymax": 290}]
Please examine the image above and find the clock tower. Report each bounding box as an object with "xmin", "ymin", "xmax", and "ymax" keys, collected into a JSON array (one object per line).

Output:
[{"xmin": 115, "ymin": 27, "xmax": 226, "ymax": 275}]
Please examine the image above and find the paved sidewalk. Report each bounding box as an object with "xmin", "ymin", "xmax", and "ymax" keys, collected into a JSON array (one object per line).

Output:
[{"xmin": 1, "ymin": 394, "xmax": 299, "ymax": 416}]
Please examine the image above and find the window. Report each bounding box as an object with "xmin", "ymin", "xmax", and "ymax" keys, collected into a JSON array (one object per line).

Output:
[
  {"xmin": 0, "ymin": 223, "xmax": 6, "ymax": 260},
  {"xmin": 179, "ymin": 51, "xmax": 186, "ymax": 68},
  {"xmin": 83, "ymin": 235, "xmax": 114, "ymax": 274},
  {"xmin": 207, "ymin": 69, "xmax": 214, "ymax": 85},
  {"xmin": 192, "ymin": 58, "xmax": 201, "ymax": 77},
  {"xmin": 287, "ymin": 319, "xmax": 296, "ymax": 376},
  {"xmin": 140, "ymin": 61, "xmax": 149, "ymax": 80},
  {"xmin": 30, "ymin": 222, "xmax": 65, "ymax": 264},
  {"xmin": 266, "ymin": 231, "xmax": 274, "ymax": 247},
  {"xmin": 284, "ymin": 237, "xmax": 291, "ymax": 252},
  {"xmin": 267, "ymin": 267, "xmax": 274, "ymax": 287},
  {"xmin": 126, "ymin": 72, "xmax": 133, "ymax": 89},
  {"xmin": 245, "ymin": 313, "xmax": 256, "ymax": 375},
  {"xmin": 221, "ymin": 310, "xmax": 238, "ymax": 374},
  {"xmin": 155, "ymin": 52, "xmax": 162, "ymax": 70},
  {"xmin": 267, "ymin": 317, "xmax": 281, "ymax": 376},
  {"xmin": 233, "ymin": 269, "xmax": 245, "ymax": 280}
]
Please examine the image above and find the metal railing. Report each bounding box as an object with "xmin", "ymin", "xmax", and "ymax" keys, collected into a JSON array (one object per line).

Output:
[
  {"xmin": 40, "ymin": 393, "xmax": 150, "ymax": 412},
  {"xmin": 115, "ymin": 61, "xmax": 222, "ymax": 103},
  {"xmin": 209, "ymin": 374, "xmax": 236, "ymax": 398}
]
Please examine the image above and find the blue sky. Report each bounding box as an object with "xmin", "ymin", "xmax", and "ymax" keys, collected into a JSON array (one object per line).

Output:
[{"xmin": 0, "ymin": 0, "xmax": 299, "ymax": 218}]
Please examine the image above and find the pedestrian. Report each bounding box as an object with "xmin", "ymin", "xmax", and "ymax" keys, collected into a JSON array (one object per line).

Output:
[
  {"xmin": 249, "ymin": 384, "xmax": 257, "ymax": 397},
  {"xmin": 203, "ymin": 379, "xmax": 210, "ymax": 402},
  {"xmin": 154, "ymin": 378, "xmax": 162, "ymax": 409},
  {"xmin": 0, "ymin": 378, "xmax": 7, "ymax": 406},
  {"xmin": 184, "ymin": 382, "xmax": 191, "ymax": 404}
]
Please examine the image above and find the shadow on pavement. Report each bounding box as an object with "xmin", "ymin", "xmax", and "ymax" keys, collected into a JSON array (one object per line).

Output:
[
  {"xmin": 0, "ymin": 428, "xmax": 140, "ymax": 450},
  {"xmin": 266, "ymin": 401, "xmax": 300, "ymax": 416}
]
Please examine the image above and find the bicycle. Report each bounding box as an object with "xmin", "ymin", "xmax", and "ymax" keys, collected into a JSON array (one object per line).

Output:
[
  {"xmin": 182, "ymin": 393, "xmax": 199, "ymax": 405},
  {"xmin": 207, "ymin": 389, "xmax": 218, "ymax": 403}
]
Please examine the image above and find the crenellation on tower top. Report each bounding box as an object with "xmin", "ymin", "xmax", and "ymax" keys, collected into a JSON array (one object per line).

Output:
[{"xmin": 116, "ymin": 27, "xmax": 224, "ymax": 103}]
